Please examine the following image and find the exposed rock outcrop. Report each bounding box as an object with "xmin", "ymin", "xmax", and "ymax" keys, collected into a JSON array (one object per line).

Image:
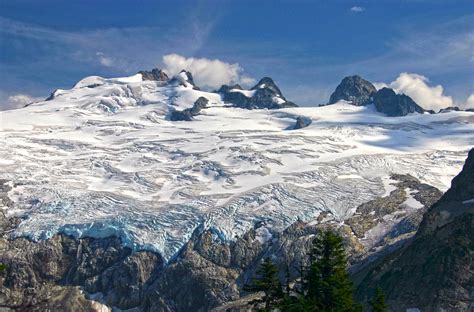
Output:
[
  {"xmin": 169, "ymin": 97, "xmax": 209, "ymax": 121},
  {"xmin": 438, "ymin": 106, "xmax": 461, "ymax": 113},
  {"xmin": 169, "ymin": 70, "xmax": 200, "ymax": 90},
  {"xmin": 218, "ymin": 77, "xmax": 297, "ymax": 109},
  {"xmin": 347, "ymin": 174, "xmax": 441, "ymax": 241},
  {"xmin": 329, "ymin": 75, "xmax": 377, "ymax": 106},
  {"xmin": 293, "ymin": 116, "xmax": 312, "ymax": 130},
  {"xmin": 373, "ymin": 87, "xmax": 424, "ymax": 117},
  {"xmin": 217, "ymin": 84, "xmax": 250, "ymax": 108},
  {"xmin": 139, "ymin": 68, "xmax": 169, "ymax": 81},
  {"xmin": 328, "ymin": 76, "xmax": 426, "ymax": 117},
  {"xmin": 0, "ymin": 234, "xmax": 162, "ymax": 311}
]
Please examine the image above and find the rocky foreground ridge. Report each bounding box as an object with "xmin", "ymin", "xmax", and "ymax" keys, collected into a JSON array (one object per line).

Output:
[{"xmin": 355, "ymin": 148, "xmax": 474, "ymax": 311}]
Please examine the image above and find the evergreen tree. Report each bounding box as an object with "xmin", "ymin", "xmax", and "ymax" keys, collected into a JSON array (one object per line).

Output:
[
  {"xmin": 370, "ymin": 287, "xmax": 388, "ymax": 312},
  {"xmin": 245, "ymin": 257, "xmax": 283, "ymax": 310},
  {"xmin": 305, "ymin": 230, "xmax": 359, "ymax": 312},
  {"xmin": 284, "ymin": 264, "xmax": 292, "ymax": 296}
]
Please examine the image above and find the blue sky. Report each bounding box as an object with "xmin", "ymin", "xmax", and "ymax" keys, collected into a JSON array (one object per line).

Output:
[{"xmin": 0, "ymin": 0, "xmax": 473, "ymax": 109}]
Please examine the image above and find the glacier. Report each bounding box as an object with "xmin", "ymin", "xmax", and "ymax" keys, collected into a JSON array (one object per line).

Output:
[{"xmin": 1, "ymin": 72, "xmax": 473, "ymax": 262}]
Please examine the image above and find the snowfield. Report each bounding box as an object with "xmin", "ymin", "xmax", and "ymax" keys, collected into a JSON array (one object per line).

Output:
[{"xmin": 1, "ymin": 73, "xmax": 473, "ymax": 261}]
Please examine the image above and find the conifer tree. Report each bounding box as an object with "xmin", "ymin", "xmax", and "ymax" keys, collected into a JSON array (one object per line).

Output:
[
  {"xmin": 284, "ymin": 264, "xmax": 291, "ymax": 296},
  {"xmin": 370, "ymin": 287, "xmax": 388, "ymax": 312},
  {"xmin": 305, "ymin": 229, "xmax": 359, "ymax": 312},
  {"xmin": 245, "ymin": 257, "xmax": 283, "ymax": 310}
]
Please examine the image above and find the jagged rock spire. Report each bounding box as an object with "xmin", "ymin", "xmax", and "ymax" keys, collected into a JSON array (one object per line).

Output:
[{"xmin": 251, "ymin": 77, "xmax": 283, "ymax": 97}]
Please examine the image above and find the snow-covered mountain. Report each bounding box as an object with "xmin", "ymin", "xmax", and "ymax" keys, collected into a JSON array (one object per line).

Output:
[{"xmin": 1, "ymin": 69, "xmax": 473, "ymax": 262}]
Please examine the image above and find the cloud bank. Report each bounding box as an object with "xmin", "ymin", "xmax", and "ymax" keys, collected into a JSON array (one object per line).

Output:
[
  {"xmin": 0, "ymin": 94, "xmax": 43, "ymax": 111},
  {"xmin": 389, "ymin": 73, "xmax": 453, "ymax": 111},
  {"xmin": 465, "ymin": 94, "xmax": 474, "ymax": 109},
  {"xmin": 162, "ymin": 54, "xmax": 255, "ymax": 89}
]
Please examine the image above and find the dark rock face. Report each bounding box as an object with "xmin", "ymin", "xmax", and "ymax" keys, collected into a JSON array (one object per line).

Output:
[
  {"xmin": 443, "ymin": 149, "xmax": 474, "ymax": 202},
  {"xmin": 139, "ymin": 68, "xmax": 169, "ymax": 81},
  {"xmin": 45, "ymin": 89, "xmax": 60, "ymax": 101},
  {"xmin": 169, "ymin": 70, "xmax": 200, "ymax": 90},
  {"xmin": 329, "ymin": 75, "xmax": 377, "ymax": 106},
  {"xmin": 327, "ymin": 75, "xmax": 428, "ymax": 117},
  {"xmin": 218, "ymin": 85, "xmax": 253, "ymax": 108},
  {"xmin": 0, "ymin": 234, "xmax": 162, "ymax": 311},
  {"xmin": 169, "ymin": 97, "xmax": 209, "ymax": 121},
  {"xmin": 218, "ymin": 77, "xmax": 297, "ymax": 109},
  {"xmin": 293, "ymin": 116, "xmax": 312, "ymax": 130},
  {"xmin": 373, "ymin": 87, "xmax": 424, "ymax": 117},
  {"xmin": 439, "ymin": 106, "xmax": 461, "ymax": 113},
  {"xmin": 251, "ymin": 77, "xmax": 283, "ymax": 96},
  {"xmin": 417, "ymin": 148, "xmax": 474, "ymax": 236},
  {"xmin": 355, "ymin": 149, "xmax": 474, "ymax": 312},
  {"xmin": 180, "ymin": 70, "xmax": 195, "ymax": 86}
]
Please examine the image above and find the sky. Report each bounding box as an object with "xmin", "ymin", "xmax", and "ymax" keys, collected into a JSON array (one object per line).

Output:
[{"xmin": 0, "ymin": 0, "xmax": 473, "ymax": 110}]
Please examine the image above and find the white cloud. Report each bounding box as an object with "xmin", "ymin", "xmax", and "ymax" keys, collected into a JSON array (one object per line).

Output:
[
  {"xmin": 373, "ymin": 82, "xmax": 388, "ymax": 90},
  {"xmin": 350, "ymin": 6, "xmax": 365, "ymax": 13},
  {"xmin": 464, "ymin": 93, "xmax": 474, "ymax": 109},
  {"xmin": 96, "ymin": 52, "xmax": 114, "ymax": 67},
  {"xmin": 162, "ymin": 54, "xmax": 255, "ymax": 89},
  {"xmin": 388, "ymin": 73, "xmax": 453, "ymax": 112},
  {"xmin": 0, "ymin": 93, "xmax": 43, "ymax": 111}
]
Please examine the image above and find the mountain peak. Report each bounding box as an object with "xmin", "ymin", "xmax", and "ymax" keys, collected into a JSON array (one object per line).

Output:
[
  {"xmin": 216, "ymin": 84, "xmax": 243, "ymax": 93},
  {"xmin": 138, "ymin": 68, "xmax": 169, "ymax": 81},
  {"xmin": 218, "ymin": 77, "xmax": 297, "ymax": 109},
  {"xmin": 251, "ymin": 77, "xmax": 283, "ymax": 96},
  {"xmin": 329, "ymin": 75, "xmax": 377, "ymax": 106}
]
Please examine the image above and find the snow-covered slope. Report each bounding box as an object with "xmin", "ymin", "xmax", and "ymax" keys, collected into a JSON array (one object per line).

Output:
[{"xmin": 1, "ymin": 73, "xmax": 473, "ymax": 261}]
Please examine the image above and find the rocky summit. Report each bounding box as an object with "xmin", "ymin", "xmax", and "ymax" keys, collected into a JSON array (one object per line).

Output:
[
  {"xmin": 329, "ymin": 75, "xmax": 377, "ymax": 106},
  {"xmin": 219, "ymin": 77, "xmax": 297, "ymax": 109},
  {"xmin": 139, "ymin": 69, "xmax": 170, "ymax": 82},
  {"xmin": 328, "ymin": 75, "xmax": 427, "ymax": 117}
]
